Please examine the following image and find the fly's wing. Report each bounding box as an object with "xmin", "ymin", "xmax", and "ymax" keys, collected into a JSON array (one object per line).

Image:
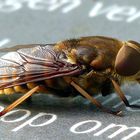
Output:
[{"xmin": 0, "ymin": 44, "xmax": 82, "ymax": 89}]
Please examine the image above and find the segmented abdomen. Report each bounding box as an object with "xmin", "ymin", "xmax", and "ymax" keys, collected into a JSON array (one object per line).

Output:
[
  {"xmin": 0, "ymin": 77, "xmax": 72, "ymax": 96},
  {"xmin": 0, "ymin": 81, "xmax": 47, "ymax": 95}
]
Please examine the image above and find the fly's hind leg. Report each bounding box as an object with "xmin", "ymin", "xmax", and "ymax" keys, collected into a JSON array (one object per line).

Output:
[
  {"xmin": 0, "ymin": 86, "xmax": 40, "ymax": 116},
  {"xmin": 71, "ymin": 81, "xmax": 122, "ymax": 116},
  {"xmin": 111, "ymin": 79, "xmax": 140, "ymax": 108},
  {"xmin": 25, "ymin": 82, "xmax": 49, "ymax": 104}
]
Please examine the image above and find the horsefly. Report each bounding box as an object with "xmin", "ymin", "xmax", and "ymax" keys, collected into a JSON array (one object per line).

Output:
[{"xmin": 0, "ymin": 36, "xmax": 140, "ymax": 117}]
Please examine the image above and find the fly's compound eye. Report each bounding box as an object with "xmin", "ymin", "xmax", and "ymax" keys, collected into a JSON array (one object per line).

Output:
[{"xmin": 115, "ymin": 42, "xmax": 140, "ymax": 76}]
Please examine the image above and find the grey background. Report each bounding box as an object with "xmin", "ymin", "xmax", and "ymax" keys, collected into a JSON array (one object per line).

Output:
[{"xmin": 0, "ymin": 0, "xmax": 140, "ymax": 140}]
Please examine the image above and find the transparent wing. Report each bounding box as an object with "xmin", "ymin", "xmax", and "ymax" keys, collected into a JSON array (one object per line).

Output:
[{"xmin": 0, "ymin": 44, "xmax": 82, "ymax": 89}]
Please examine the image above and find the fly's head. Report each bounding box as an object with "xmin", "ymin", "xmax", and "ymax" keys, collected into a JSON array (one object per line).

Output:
[{"xmin": 115, "ymin": 41, "xmax": 140, "ymax": 76}]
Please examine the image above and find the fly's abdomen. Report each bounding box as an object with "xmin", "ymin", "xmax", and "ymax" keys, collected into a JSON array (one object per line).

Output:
[
  {"xmin": 0, "ymin": 81, "xmax": 48, "ymax": 95},
  {"xmin": 0, "ymin": 86, "xmax": 28, "ymax": 95},
  {"xmin": 0, "ymin": 78, "xmax": 71, "ymax": 95}
]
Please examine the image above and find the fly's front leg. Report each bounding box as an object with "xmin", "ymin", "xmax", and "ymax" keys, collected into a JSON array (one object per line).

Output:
[
  {"xmin": 93, "ymin": 70, "xmax": 140, "ymax": 109},
  {"xmin": 111, "ymin": 79, "xmax": 140, "ymax": 108}
]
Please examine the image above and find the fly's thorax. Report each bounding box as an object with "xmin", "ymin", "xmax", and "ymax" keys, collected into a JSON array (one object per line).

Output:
[
  {"xmin": 73, "ymin": 46, "xmax": 98, "ymax": 65},
  {"xmin": 53, "ymin": 41, "xmax": 76, "ymax": 64},
  {"xmin": 55, "ymin": 37, "xmax": 123, "ymax": 70},
  {"xmin": 54, "ymin": 41, "xmax": 98, "ymax": 66}
]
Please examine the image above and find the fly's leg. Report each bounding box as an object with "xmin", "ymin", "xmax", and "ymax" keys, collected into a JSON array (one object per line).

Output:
[
  {"xmin": 71, "ymin": 81, "xmax": 122, "ymax": 116},
  {"xmin": 111, "ymin": 79, "xmax": 140, "ymax": 108},
  {"xmin": 89, "ymin": 69, "xmax": 140, "ymax": 109},
  {"xmin": 0, "ymin": 86, "xmax": 40, "ymax": 116}
]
